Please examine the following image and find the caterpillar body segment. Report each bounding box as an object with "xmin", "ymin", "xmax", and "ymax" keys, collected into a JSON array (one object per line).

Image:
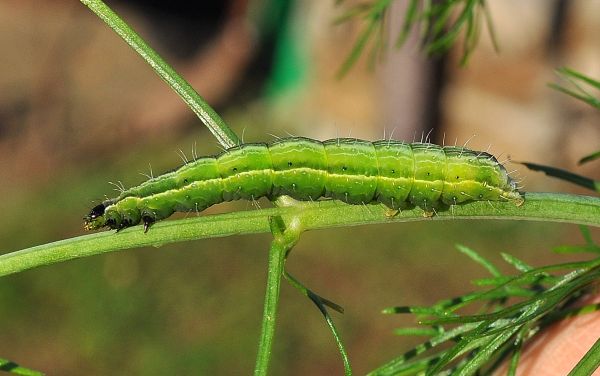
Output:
[{"xmin": 84, "ymin": 137, "xmax": 523, "ymax": 231}]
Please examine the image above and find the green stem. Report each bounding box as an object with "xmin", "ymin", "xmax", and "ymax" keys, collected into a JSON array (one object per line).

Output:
[
  {"xmin": 567, "ymin": 335, "xmax": 600, "ymax": 376},
  {"xmin": 284, "ymin": 272, "xmax": 352, "ymax": 375},
  {"xmin": 0, "ymin": 357, "xmax": 43, "ymax": 376},
  {"xmin": 79, "ymin": 0, "xmax": 240, "ymax": 148},
  {"xmin": 0, "ymin": 193, "xmax": 598, "ymax": 277},
  {"xmin": 254, "ymin": 216, "xmax": 302, "ymax": 376}
]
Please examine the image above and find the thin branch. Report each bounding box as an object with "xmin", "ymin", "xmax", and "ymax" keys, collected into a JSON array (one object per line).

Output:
[
  {"xmin": 0, "ymin": 193, "xmax": 599, "ymax": 278},
  {"xmin": 79, "ymin": 0, "xmax": 240, "ymax": 148},
  {"xmin": 254, "ymin": 216, "xmax": 302, "ymax": 376}
]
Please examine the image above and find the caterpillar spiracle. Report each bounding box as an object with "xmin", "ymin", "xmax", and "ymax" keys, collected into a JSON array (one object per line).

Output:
[{"xmin": 84, "ymin": 137, "xmax": 524, "ymax": 232}]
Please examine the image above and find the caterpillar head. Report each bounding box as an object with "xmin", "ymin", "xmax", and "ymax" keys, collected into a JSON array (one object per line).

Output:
[
  {"xmin": 84, "ymin": 203, "xmax": 107, "ymax": 230},
  {"xmin": 84, "ymin": 202, "xmax": 122, "ymax": 230}
]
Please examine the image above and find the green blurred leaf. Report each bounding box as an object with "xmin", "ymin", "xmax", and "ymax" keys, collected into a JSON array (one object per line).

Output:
[
  {"xmin": 553, "ymin": 244, "xmax": 600, "ymax": 254},
  {"xmin": 0, "ymin": 357, "xmax": 44, "ymax": 376},
  {"xmin": 580, "ymin": 225, "xmax": 595, "ymax": 245},
  {"xmin": 579, "ymin": 150, "xmax": 600, "ymax": 165},
  {"xmin": 554, "ymin": 226, "xmax": 600, "ymax": 253},
  {"xmin": 393, "ymin": 327, "xmax": 440, "ymax": 337},
  {"xmin": 456, "ymin": 244, "xmax": 501, "ymax": 277},
  {"xmin": 549, "ymin": 68, "xmax": 600, "ymax": 169},
  {"xmin": 336, "ymin": 0, "xmax": 391, "ymax": 78},
  {"xmin": 337, "ymin": 0, "xmax": 497, "ymax": 76},
  {"xmin": 372, "ymin": 250, "xmax": 600, "ymax": 375},
  {"xmin": 557, "ymin": 67, "xmax": 600, "ymax": 89},
  {"xmin": 507, "ymin": 327, "xmax": 526, "ymax": 376},
  {"xmin": 567, "ymin": 335, "xmax": 600, "ymax": 376},
  {"xmin": 518, "ymin": 161, "xmax": 600, "ymax": 193},
  {"xmin": 501, "ymin": 252, "xmax": 532, "ymax": 272},
  {"xmin": 550, "ymin": 67, "xmax": 600, "ymax": 110},
  {"xmin": 426, "ymin": 0, "xmax": 477, "ymax": 54},
  {"xmin": 395, "ymin": 0, "xmax": 419, "ymax": 48},
  {"xmin": 333, "ymin": 3, "xmax": 371, "ymax": 24},
  {"xmin": 472, "ymin": 276, "xmax": 512, "ymax": 286},
  {"xmin": 283, "ymin": 271, "xmax": 350, "ymax": 375}
]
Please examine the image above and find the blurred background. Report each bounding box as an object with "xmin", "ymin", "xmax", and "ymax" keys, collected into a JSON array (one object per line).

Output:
[{"xmin": 0, "ymin": 0, "xmax": 599, "ymax": 374}]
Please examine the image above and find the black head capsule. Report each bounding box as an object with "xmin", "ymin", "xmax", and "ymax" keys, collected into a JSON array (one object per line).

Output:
[
  {"xmin": 87, "ymin": 204, "xmax": 106, "ymax": 220},
  {"xmin": 83, "ymin": 201, "xmax": 112, "ymax": 230}
]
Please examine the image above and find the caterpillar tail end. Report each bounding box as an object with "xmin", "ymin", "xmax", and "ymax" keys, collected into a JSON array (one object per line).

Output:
[
  {"xmin": 506, "ymin": 177, "xmax": 525, "ymax": 207},
  {"xmin": 503, "ymin": 191, "xmax": 525, "ymax": 207}
]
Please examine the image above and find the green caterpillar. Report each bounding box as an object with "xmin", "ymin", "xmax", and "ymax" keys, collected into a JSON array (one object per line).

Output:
[{"xmin": 84, "ymin": 137, "xmax": 524, "ymax": 232}]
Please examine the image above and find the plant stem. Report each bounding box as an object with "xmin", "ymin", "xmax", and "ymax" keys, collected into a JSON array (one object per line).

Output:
[
  {"xmin": 254, "ymin": 216, "xmax": 302, "ymax": 376},
  {"xmin": 567, "ymin": 335, "xmax": 600, "ymax": 376},
  {"xmin": 284, "ymin": 272, "xmax": 352, "ymax": 375},
  {"xmin": 0, "ymin": 192, "xmax": 598, "ymax": 277},
  {"xmin": 79, "ymin": 0, "xmax": 240, "ymax": 148},
  {"xmin": 0, "ymin": 357, "xmax": 43, "ymax": 376}
]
